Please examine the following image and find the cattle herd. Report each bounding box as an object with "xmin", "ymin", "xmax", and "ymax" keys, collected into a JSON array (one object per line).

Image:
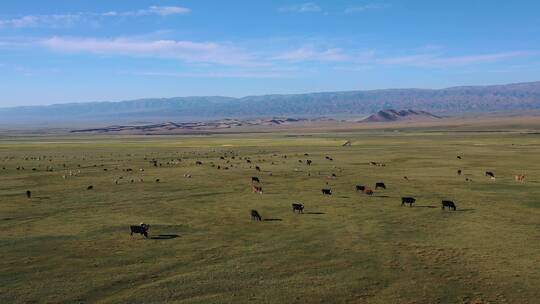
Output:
[{"xmin": 6, "ymin": 149, "xmax": 527, "ymax": 239}]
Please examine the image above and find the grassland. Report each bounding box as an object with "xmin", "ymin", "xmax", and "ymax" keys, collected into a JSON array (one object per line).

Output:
[{"xmin": 1, "ymin": 131, "xmax": 539, "ymax": 303}]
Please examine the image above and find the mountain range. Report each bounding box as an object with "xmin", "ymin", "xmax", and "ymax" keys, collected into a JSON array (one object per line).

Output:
[{"xmin": 1, "ymin": 81, "xmax": 540, "ymax": 126}]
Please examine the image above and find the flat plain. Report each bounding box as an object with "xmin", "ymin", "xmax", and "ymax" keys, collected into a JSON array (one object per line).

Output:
[{"xmin": 1, "ymin": 130, "xmax": 539, "ymax": 303}]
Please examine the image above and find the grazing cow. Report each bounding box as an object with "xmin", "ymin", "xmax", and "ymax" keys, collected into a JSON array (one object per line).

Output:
[
  {"xmin": 401, "ymin": 197, "xmax": 416, "ymax": 207},
  {"xmin": 87, "ymin": 185, "xmax": 93, "ymax": 190},
  {"xmin": 403, "ymin": 176, "xmax": 409, "ymax": 181},
  {"xmin": 26, "ymin": 190, "xmax": 31, "ymax": 199},
  {"xmin": 306, "ymin": 159, "xmax": 312, "ymax": 166},
  {"xmin": 155, "ymin": 179, "xmax": 160, "ymax": 183},
  {"xmin": 252, "ymin": 176, "xmax": 260, "ymax": 183},
  {"xmin": 130, "ymin": 223, "xmax": 150, "ymax": 238},
  {"xmin": 375, "ymin": 182, "xmax": 386, "ymax": 189},
  {"xmin": 457, "ymin": 156, "xmax": 462, "ymax": 159},
  {"xmin": 515, "ymin": 174, "xmax": 525, "ymax": 182},
  {"xmin": 457, "ymin": 170, "xmax": 462, "ymax": 175},
  {"xmin": 251, "ymin": 209, "xmax": 262, "ymax": 221},
  {"xmin": 195, "ymin": 161, "xmax": 203, "ymax": 165},
  {"xmin": 485, "ymin": 171, "xmax": 495, "ymax": 179},
  {"xmin": 292, "ymin": 203, "xmax": 304, "ymax": 213},
  {"xmin": 252, "ymin": 185, "xmax": 263, "ymax": 194},
  {"xmin": 356, "ymin": 185, "xmax": 366, "ymax": 192},
  {"xmin": 255, "ymin": 166, "xmax": 261, "ymax": 171},
  {"xmin": 246, "ymin": 159, "xmax": 251, "ymax": 163},
  {"xmin": 441, "ymin": 200, "xmax": 457, "ymax": 211},
  {"xmin": 363, "ymin": 188, "xmax": 374, "ymax": 195},
  {"xmin": 321, "ymin": 188, "xmax": 332, "ymax": 195}
]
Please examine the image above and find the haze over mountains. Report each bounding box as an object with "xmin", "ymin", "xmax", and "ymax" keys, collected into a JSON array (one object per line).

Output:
[{"xmin": 1, "ymin": 81, "xmax": 540, "ymax": 126}]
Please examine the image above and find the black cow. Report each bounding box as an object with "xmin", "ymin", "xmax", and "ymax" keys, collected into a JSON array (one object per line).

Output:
[
  {"xmin": 130, "ymin": 223, "xmax": 150, "ymax": 238},
  {"xmin": 292, "ymin": 203, "xmax": 304, "ymax": 213},
  {"xmin": 252, "ymin": 176, "xmax": 260, "ymax": 183},
  {"xmin": 375, "ymin": 182, "xmax": 386, "ymax": 189},
  {"xmin": 26, "ymin": 190, "xmax": 31, "ymax": 199},
  {"xmin": 485, "ymin": 171, "xmax": 495, "ymax": 179},
  {"xmin": 401, "ymin": 197, "xmax": 416, "ymax": 207},
  {"xmin": 306, "ymin": 160, "xmax": 312, "ymax": 166},
  {"xmin": 457, "ymin": 170, "xmax": 462, "ymax": 175},
  {"xmin": 441, "ymin": 200, "xmax": 457, "ymax": 210},
  {"xmin": 457, "ymin": 156, "xmax": 462, "ymax": 159},
  {"xmin": 321, "ymin": 188, "xmax": 332, "ymax": 195},
  {"xmin": 255, "ymin": 166, "xmax": 261, "ymax": 171},
  {"xmin": 355, "ymin": 185, "xmax": 366, "ymax": 192},
  {"xmin": 87, "ymin": 185, "xmax": 93, "ymax": 190},
  {"xmin": 251, "ymin": 209, "xmax": 262, "ymax": 221},
  {"xmin": 195, "ymin": 161, "xmax": 203, "ymax": 165}
]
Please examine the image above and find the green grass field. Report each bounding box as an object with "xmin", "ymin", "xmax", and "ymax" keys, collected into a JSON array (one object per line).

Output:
[{"xmin": 1, "ymin": 131, "xmax": 539, "ymax": 303}]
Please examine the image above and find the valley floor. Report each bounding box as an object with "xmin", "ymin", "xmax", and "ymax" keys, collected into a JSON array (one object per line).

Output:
[{"xmin": 1, "ymin": 131, "xmax": 539, "ymax": 303}]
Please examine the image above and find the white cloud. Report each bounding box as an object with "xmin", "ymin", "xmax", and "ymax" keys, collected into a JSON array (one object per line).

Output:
[
  {"xmin": 103, "ymin": 6, "xmax": 191, "ymax": 17},
  {"xmin": 147, "ymin": 6, "xmax": 191, "ymax": 16},
  {"xmin": 0, "ymin": 6, "xmax": 190, "ymax": 28},
  {"xmin": 0, "ymin": 14, "xmax": 81, "ymax": 28},
  {"xmin": 273, "ymin": 48, "xmax": 351, "ymax": 62},
  {"xmin": 40, "ymin": 37, "xmax": 256, "ymax": 66},
  {"xmin": 377, "ymin": 51, "xmax": 533, "ymax": 67},
  {"xmin": 344, "ymin": 3, "xmax": 390, "ymax": 13},
  {"xmin": 125, "ymin": 70, "xmax": 291, "ymax": 79},
  {"xmin": 279, "ymin": 3, "xmax": 322, "ymax": 13}
]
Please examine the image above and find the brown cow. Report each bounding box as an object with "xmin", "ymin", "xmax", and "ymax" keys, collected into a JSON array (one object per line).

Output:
[
  {"xmin": 515, "ymin": 174, "xmax": 525, "ymax": 182},
  {"xmin": 252, "ymin": 185, "xmax": 263, "ymax": 194}
]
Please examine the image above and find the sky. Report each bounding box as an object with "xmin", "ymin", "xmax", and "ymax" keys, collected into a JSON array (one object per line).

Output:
[{"xmin": 0, "ymin": 0, "xmax": 539, "ymax": 107}]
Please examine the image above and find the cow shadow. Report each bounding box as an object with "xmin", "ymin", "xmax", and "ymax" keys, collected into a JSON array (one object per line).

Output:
[
  {"xmin": 304, "ymin": 212, "xmax": 325, "ymax": 215},
  {"xmin": 150, "ymin": 234, "xmax": 180, "ymax": 240},
  {"xmin": 455, "ymin": 208, "xmax": 475, "ymax": 212},
  {"xmin": 263, "ymin": 218, "xmax": 283, "ymax": 221}
]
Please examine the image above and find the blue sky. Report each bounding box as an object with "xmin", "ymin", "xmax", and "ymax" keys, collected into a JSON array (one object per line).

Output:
[{"xmin": 0, "ymin": 0, "xmax": 539, "ymax": 107}]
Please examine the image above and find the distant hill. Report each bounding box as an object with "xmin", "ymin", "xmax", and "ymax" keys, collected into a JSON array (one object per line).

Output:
[
  {"xmin": 361, "ymin": 109, "xmax": 442, "ymax": 122},
  {"xmin": 70, "ymin": 118, "xmax": 313, "ymax": 133},
  {"xmin": 1, "ymin": 81, "xmax": 540, "ymax": 126}
]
